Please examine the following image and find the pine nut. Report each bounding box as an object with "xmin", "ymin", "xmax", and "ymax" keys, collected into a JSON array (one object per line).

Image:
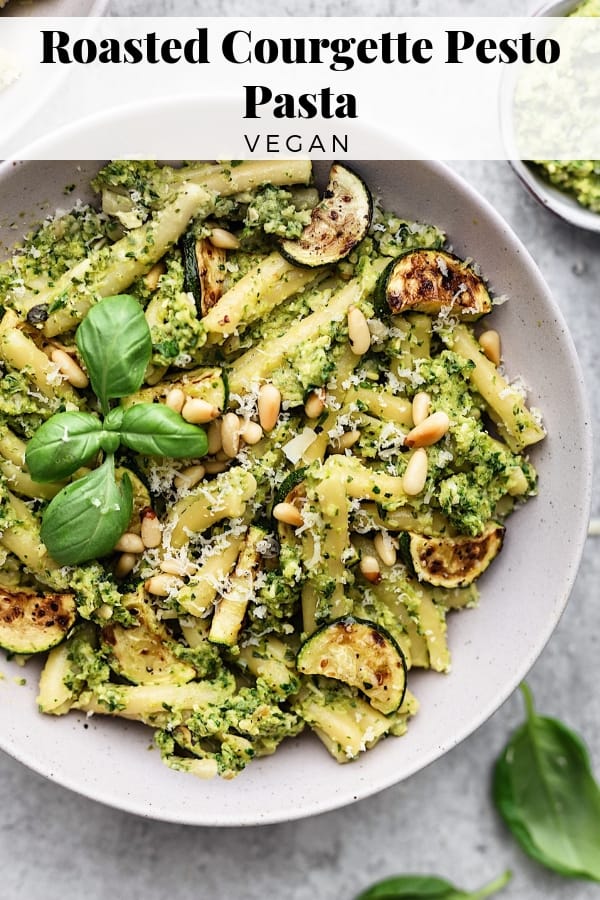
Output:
[
  {"xmin": 206, "ymin": 420, "xmax": 222, "ymax": 455},
  {"xmin": 98, "ymin": 604, "xmax": 113, "ymax": 621},
  {"xmin": 347, "ymin": 305, "xmax": 371, "ymax": 356},
  {"xmin": 115, "ymin": 553, "xmax": 138, "ymax": 579},
  {"xmin": 209, "ymin": 227, "xmax": 240, "ymax": 250},
  {"xmin": 479, "ymin": 329, "xmax": 501, "ymax": 366},
  {"xmin": 304, "ymin": 389, "xmax": 326, "ymax": 419},
  {"xmin": 258, "ymin": 384, "xmax": 281, "ymax": 432},
  {"xmin": 114, "ymin": 532, "xmax": 145, "ymax": 554},
  {"xmin": 140, "ymin": 508, "xmax": 162, "ymax": 549},
  {"xmin": 174, "ymin": 464, "xmax": 205, "ymax": 491},
  {"xmin": 51, "ymin": 348, "xmax": 89, "ymax": 389},
  {"xmin": 402, "ymin": 448, "xmax": 428, "ymax": 496},
  {"xmin": 360, "ymin": 555, "xmax": 381, "ymax": 584},
  {"xmin": 145, "ymin": 574, "xmax": 179, "ymax": 597},
  {"xmin": 412, "ymin": 391, "xmax": 431, "ymax": 427},
  {"xmin": 273, "ymin": 502, "xmax": 304, "ymax": 528},
  {"xmin": 374, "ymin": 531, "xmax": 397, "ymax": 568},
  {"xmin": 240, "ymin": 420, "xmax": 263, "ymax": 445},
  {"xmin": 404, "ymin": 411, "xmax": 450, "ymax": 449},
  {"xmin": 165, "ymin": 387, "xmax": 186, "ymax": 414},
  {"xmin": 204, "ymin": 459, "xmax": 229, "ymax": 474},
  {"xmin": 160, "ymin": 558, "xmax": 197, "ymax": 577},
  {"xmin": 331, "ymin": 429, "xmax": 361, "ymax": 452},
  {"xmin": 182, "ymin": 398, "xmax": 220, "ymax": 425},
  {"xmin": 144, "ymin": 261, "xmax": 165, "ymax": 292},
  {"xmin": 221, "ymin": 413, "xmax": 241, "ymax": 458}
]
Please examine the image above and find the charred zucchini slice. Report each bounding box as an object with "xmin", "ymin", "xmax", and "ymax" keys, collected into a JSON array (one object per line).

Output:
[
  {"xmin": 377, "ymin": 249, "xmax": 492, "ymax": 318},
  {"xmin": 0, "ymin": 584, "xmax": 76, "ymax": 654},
  {"xmin": 280, "ymin": 163, "xmax": 372, "ymax": 268},
  {"xmin": 272, "ymin": 467, "xmax": 307, "ymax": 509},
  {"xmin": 399, "ymin": 521, "xmax": 505, "ymax": 588},
  {"xmin": 102, "ymin": 597, "xmax": 196, "ymax": 686},
  {"xmin": 297, "ymin": 617, "xmax": 407, "ymax": 715},
  {"xmin": 181, "ymin": 232, "xmax": 226, "ymax": 316}
]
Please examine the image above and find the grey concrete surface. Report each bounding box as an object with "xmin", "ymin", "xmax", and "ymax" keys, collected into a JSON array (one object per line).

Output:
[{"xmin": 2, "ymin": 2, "xmax": 600, "ymax": 899}]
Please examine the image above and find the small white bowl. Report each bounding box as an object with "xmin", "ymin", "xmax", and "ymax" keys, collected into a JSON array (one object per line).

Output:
[
  {"xmin": 0, "ymin": 103, "xmax": 593, "ymax": 825},
  {"xmin": 509, "ymin": 0, "xmax": 600, "ymax": 233}
]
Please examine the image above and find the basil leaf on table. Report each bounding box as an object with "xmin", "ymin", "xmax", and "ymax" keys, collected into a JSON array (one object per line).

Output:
[
  {"xmin": 25, "ymin": 411, "xmax": 104, "ymax": 482},
  {"xmin": 75, "ymin": 294, "xmax": 152, "ymax": 414},
  {"xmin": 355, "ymin": 870, "xmax": 511, "ymax": 899},
  {"xmin": 494, "ymin": 683, "xmax": 600, "ymax": 881},
  {"xmin": 40, "ymin": 456, "xmax": 132, "ymax": 565},
  {"xmin": 119, "ymin": 403, "xmax": 208, "ymax": 458}
]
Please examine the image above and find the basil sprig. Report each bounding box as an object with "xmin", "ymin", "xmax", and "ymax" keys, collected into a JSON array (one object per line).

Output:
[
  {"xmin": 494, "ymin": 683, "xmax": 600, "ymax": 882},
  {"xmin": 40, "ymin": 457, "xmax": 132, "ymax": 566},
  {"xmin": 26, "ymin": 295, "xmax": 208, "ymax": 566},
  {"xmin": 26, "ymin": 411, "xmax": 109, "ymax": 482},
  {"xmin": 355, "ymin": 870, "xmax": 511, "ymax": 899},
  {"xmin": 75, "ymin": 294, "xmax": 152, "ymax": 415}
]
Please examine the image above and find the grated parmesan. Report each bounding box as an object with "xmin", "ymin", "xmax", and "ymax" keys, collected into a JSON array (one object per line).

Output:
[{"xmin": 282, "ymin": 427, "xmax": 318, "ymax": 464}]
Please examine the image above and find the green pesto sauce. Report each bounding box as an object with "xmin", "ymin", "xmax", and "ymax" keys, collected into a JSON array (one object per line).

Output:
[{"xmin": 532, "ymin": 160, "xmax": 600, "ymax": 214}]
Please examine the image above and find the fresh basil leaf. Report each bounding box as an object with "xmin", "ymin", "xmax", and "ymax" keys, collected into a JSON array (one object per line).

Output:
[
  {"xmin": 40, "ymin": 456, "xmax": 132, "ymax": 566},
  {"xmin": 25, "ymin": 412, "xmax": 103, "ymax": 482},
  {"xmin": 356, "ymin": 871, "xmax": 511, "ymax": 900},
  {"xmin": 119, "ymin": 403, "xmax": 208, "ymax": 458},
  {"xmin": 494, "ymin": 684, "xmax": 600, "ymax": 882},
  {"xmin": 75, "ymin": 294, "xmax": 151, "ymax": 414},
  {"xmin": 104, "ymin": 406, "xmax": 125, "ymax": 432}
]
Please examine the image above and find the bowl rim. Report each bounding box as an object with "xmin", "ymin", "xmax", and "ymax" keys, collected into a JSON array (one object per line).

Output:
[{"xmin": 0, "ymin": 127, "xmax": 593, "ymax": 825}]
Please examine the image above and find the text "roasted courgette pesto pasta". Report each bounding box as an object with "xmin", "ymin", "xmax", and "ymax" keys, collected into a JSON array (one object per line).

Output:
[{"xmin": 0, "ymin": 160, "xmax": 544, "ymax": 779}]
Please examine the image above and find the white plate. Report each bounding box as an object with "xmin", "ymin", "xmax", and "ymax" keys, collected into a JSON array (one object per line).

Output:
[{"xmin": 0, "ymin": 120, "xmax": 592, "ymax": 825}]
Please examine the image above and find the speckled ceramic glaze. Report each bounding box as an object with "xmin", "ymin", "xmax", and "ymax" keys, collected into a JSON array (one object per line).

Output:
[{"xmin": 0, "ymin": 133, "xmax": 592, "ymax": 824}]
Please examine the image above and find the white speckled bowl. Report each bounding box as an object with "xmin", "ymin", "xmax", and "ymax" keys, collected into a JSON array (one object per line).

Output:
[
  {"xmin": 508, "ymin": 0, "xmax": 600, "ymax": 233},
  {"xmin": 0, "ymin": 114, "xmax": 592, "ymax": 825}
]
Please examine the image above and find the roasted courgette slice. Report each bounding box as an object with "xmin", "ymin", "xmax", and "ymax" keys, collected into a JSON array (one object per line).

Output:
[
  {"xmin": 297, "ymin": 617, "xmax": 407, "ymax": 715},
  {"xmin": 280, "ymin": 163, "xmax": 372, "ymax": 268},
  {"xmin": 181, "ymin": 232, "xmax": 226, "ymax": 316},
  {"xmin": 102, "ymin": 597, "xmax": 196, "ymax": 686},
  {"xmin": 377, "ymin": 249, "xmax": 492, "ymax": 318},
  {"xmin": 399, "ymin": 521, "xmax": 505, "ymax": 588},
  {"xmin": 0, "ymin": 584, "xmax": 76, "ymax": 654},
  {"xmin": 272, "ymin": 468, "xmax": 308, "ymax": 509}
]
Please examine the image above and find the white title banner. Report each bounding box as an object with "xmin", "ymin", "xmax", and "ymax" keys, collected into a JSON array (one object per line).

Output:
[{"xmin": 0, "ymin": 16, "xmax": 598, "ymax": 159}]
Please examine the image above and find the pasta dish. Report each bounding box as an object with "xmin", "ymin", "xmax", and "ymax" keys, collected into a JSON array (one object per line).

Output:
[{"xmin": 0, "ymin": 160, "xmax": 545, "ymax": 778}]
